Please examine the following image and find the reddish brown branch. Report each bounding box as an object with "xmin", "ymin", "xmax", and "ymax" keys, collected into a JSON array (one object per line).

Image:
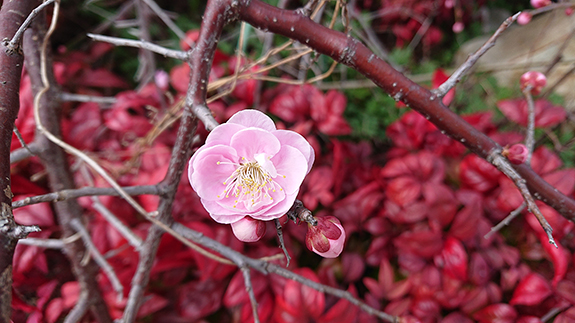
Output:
[
  {"xmin": 0, "ymin": 2, "xmax": 38, "ymax": 322},
  {"xmin": 23, "ymin": 10, "xmax": 112, "ymax": 323},
  {"xmin": 121, "ymin": 0, "xmax": 237, "ymax": 319},
  {"xmin": 238, "ymin": 0, "xmax": 575, "ymax": 221}
]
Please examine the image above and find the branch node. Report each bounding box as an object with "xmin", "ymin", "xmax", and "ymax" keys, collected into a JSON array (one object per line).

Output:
[{"xmin": 286, "ymin": 200, "xmax": 317, "ymax": 226}]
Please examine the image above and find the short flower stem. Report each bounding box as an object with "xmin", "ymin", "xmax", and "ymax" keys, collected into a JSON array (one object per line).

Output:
[{"xmin": 274, "ymin": 218, "xmax": 291, "ymax": 266}]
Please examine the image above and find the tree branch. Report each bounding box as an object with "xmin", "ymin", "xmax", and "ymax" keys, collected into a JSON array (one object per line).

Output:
[
  {"xmin": 238, "ymin": 0, "xmax": 575, "ymax": 223},
  {"xmin": 171, "ymin": 222, "xmax": 398, "ymax": 323},
  {"xmin": 0, "ymin": 1, "xmax": 39, "ymax": 321},
  {"xmin": 23, "ymin": 3, "xmax": 112, "ymax": 321}
]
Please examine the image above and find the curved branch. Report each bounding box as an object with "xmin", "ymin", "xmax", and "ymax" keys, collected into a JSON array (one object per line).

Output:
[{"xmin": 238, "ymin": 0, "xmax": 575, "ymax": 221}]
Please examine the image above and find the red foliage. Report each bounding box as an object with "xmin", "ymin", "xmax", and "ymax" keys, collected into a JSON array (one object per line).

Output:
[{"xmin": 10, "ymin": 28, "xmax": 575, "ymax": 323}]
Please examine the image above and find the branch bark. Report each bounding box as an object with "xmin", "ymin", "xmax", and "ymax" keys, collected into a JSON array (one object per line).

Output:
[
  {"xmin": 22, "ymin": 7, "xmax": 112, "ymax": 322},
  {"xmin": 0, "ymin": 2, "xmax": 37, "ymax": 322}
]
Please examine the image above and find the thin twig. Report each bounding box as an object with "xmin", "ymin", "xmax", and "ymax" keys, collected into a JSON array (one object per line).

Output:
[
  {"xmin": 274, "ymin": 218, "xmax": 291, "ymax": 266},
  {"xmin": 91, "ymin": 199, "xmax": 144, "ymax": 249},
  {"xmin": 240, "ymin": 267, "xmax": 260, "ymax": 323},
  {"xmin": 489, "ymin": 152, "xmax": 556, "ymax": 247},
  {"xmin": 484, "ymin": 203, "xmax": 526, "ymax": 239},
  {"xmin": 4, "ymin": 0, "xmax": 56, "ymax": 54},
  {"xmin": 172, "ymin": 222, "xmax": 398, "ymax": 323},
  {"xmin": 10, "ymin": 141, "xmax": 42, "ymax": 164},
  {"xmin": 12, "ymin": 185, "xmax": 160, "ymax": 209},
  {"xmin": 59, "ymin": 92, "xmax": 117, "ymax": 104},
  {"xmin": 86, "ymin": 33, "xmax": 188, "ymax": 60},
  {"xmin": 141, "ymin": 0, "xmax": 191, "ymax": 47},
  {"xmin": 63, "ymin": 291, "xmax": 89, "ymax": 323},
  {"xmin": 407, "ymin": 4, "xmax": 437, "ymax": 52},
  {"xmin": 542, "ymin": 65, "xmax": 575, "ymax": 98},
  {"xmin": 433, "ymin": 12, "xmax": 520, "ymax": 98},
  {"xmin": 17, "ymin": 237, "xmax": 65, "ymax": 249},
  {"xmin": 543, "ymin": 28, "xmax": 575, "ymax": 76},
  {"xmin": 70, "ymin": 219, "xmax": 124, "ymax": 300},
  {"xmin": 523, "ymin": 85, "xmax": 536, "ymax": 164},
  {"xmin": 12, "ymin": 126, "xmax": 35, "ymax": 157}
]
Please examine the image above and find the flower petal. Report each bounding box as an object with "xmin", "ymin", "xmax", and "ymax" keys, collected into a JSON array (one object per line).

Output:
[
  {"xmin": 205, "ymin": 123, "xmax": 245, "ymax": 146},
  {"xmin": 227, "ymin": 109, "xmax": 276, "ymax": 132},
  {"xmin": 250, "ymin": 190, "xmax": 293, "ymax": 221},
  {"xmin": 199, "ymin": 200, "xmax": 246, "ymax": 224},
  {"xmin": 189, "ymin": 145, "xmax": 238, "ymax": 201},
  {"xmin": 271, "ymin": 145, "xmax": 308, "ymax": 195},
  {"xmin": 230, "ymin": 128, "xmax": 281, "ymax": 160},
  {"xmin": 273, "ymin": 129, "xmax": 315, "ymax": 173}
]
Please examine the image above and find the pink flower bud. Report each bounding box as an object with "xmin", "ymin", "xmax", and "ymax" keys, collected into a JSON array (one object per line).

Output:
[
  {"xmin": 502, "ymin": 144, "xmax": 529, "ymax": 165},
  {"xmin": 520, "ymin": 71, "xmax": 547, "ymax": 95},
  {"xmin": 517, "ymin": 12, "xmax": 532, "ymax": 25},
  {"xmin": 444, "ymin": 0, "xmax": 454, "ymax": 9},
  {"xmin": 452, "ymin": 22, "xmax": 464, "ymax": 33},
  {"xmin": 230, "ymin": 216, "xmax": 266, "ymax": 242},
  {"xmin": 566, "ymin": 7, "xmax": 574, "ymax": 16},
  {"xmin": 305, "ymin": 216, "xmax": 346, "ymax": 258},
  {"xmin": 531, "ymin": 0, "xmax": 551, "ymax": 8}
]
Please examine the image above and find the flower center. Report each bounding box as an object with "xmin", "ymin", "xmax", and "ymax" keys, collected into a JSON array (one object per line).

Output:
[{"xmin": 217, "ymin": 157, "xmax": 283, "ymax": 209}]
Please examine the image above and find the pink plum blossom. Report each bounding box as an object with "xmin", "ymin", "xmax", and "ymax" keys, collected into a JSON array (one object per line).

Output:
[
  {"xmin": 188, "ymin": 109, "xmax": 314, "ymax": 228},
  {"xmin": 305, "ymin": 216, "xmax": 346, "ymax": 258}
]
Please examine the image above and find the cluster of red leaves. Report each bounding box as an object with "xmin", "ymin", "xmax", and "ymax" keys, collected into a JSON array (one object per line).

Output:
[
  {"xmin": 364, "ymin": 0, "xmax": 479, "ymax": 48},
  {"xmin": 10, "ymin": 37, "xmax": 575, "ymax": 323}
]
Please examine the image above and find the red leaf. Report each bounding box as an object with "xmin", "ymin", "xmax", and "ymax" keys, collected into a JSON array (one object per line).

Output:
[
  {"xmin": 556, "ymin": 280, "xmax": 575, "ymax": 305},
  {"xmin": 410, "ymin": 297, "xmax": 440, "ymax": 320},
  {"xmin": 169, "ymin": 63, "xmax": 190, "ymax": 93},
  {"xmin": 386, "ymin": 111, "xmax": 436, "ymax": 151},
  {"xmin": 384, "ymin": 200, "xmax": 427, "ymax": 224},
  {"xmin": 516, "ymin": 316, "xmax": 543, "ymax": 323},
  {"xmin": 473, "ymin": 303, "xmax": 517, "ymax": 323},
  {"xmin": 36, "ymin": 280, "xmax": 59, "ymax": 309},
  {"xmin": 138, "ymin": 294, "xmax": 169, "ymax": 318},
  {"xmin": 459, "ymin": 155, "xmax": 500, "ymax": 192},
  {"xmin": 63, "ymin": 102, "xmax": 103, "ymax": 150},
  {"xmin": 442, "ymin": 312, "xmax": 474, "ymax": 323},
  {"xmin": 394, "ymin": 226, "xmax": 443, "ymax": 258},
  {"xmin": 543, "ymin": 169, "xmax": 575, "ymax": 196},
  {"xmin": 386, "ymin": 176, "xmax": 422, "ymax": 206},
  {"xmin": 469, "ymin": 252, "xmax": 491, "ymax": 286},
  {"xmin": 45, "ymin": 298, "xmax": 64, "ymax": 323},
  {"xmin": 435, "ymin": 237, "xmax": 468, "ymax": 281},
  {"xmin": 525, "ymin": 213, "xmax": 569, "ymax": 285},
  {"xmin": 497, "ymin": 98, "xmax": 566, "ymax": 128},
  {"xmin": 449, "ymin": 197, "xmax": 481, "ymax": 241},
  {"xmin": 317, "ymin": 285, "xmax": 359, "ymax": 323},
  {"xmin": 178, "ymin": 279, "xmax": 225, "ymax": 320},
  {"xmin": 61, "ymin": 282, "xmax": 80, "ymax": 309},
  {"xmin": 509, "ymin": 273, "xmax": 552, "ymax": 305},
  {"xmin": 77, "ymin": 68, "xmax": 129, "ymax": 89},
  {"xmin": 531, "ymin": 146, "xmax": 562, "ymax": 175},
  {"xmin": 269, "ymin": 85, "xmax": 315, "ymax": 123},
  {"xmin": 554, "ymin": 307, "xmax": 575, "ymax": 323}
]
